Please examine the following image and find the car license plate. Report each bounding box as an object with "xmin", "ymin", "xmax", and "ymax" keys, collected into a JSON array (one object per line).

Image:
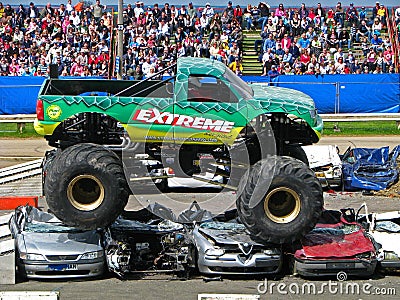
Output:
[
  {"xmin": 315, "ymin": 172, "xmax": 326, "ymax": 178},
  {"xmin": 255, "ymin": 259, "xmax": 276, "ymax": 267},
  {"xmin": 326, "ymin": 262, "xmax": 355, "ymax": 269},
  {"xmin": 48, "ymin": 264, "xmax": 78, "ymax": 271}
]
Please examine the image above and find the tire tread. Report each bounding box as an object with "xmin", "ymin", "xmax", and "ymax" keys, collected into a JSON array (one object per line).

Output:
[{"xmin": 236, "ymin": 156, "xmax": 323, "ymax": 244}]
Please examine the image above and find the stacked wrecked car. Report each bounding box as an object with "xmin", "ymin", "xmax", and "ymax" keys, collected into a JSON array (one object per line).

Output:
[
  {"xmin": 293, "ymin": 209, "xmax": 377, "ymax": 278},
  {"xmin": 9, "ymin": 206, "xmax": 105, "ymax": 279},
  {"xmin": 9, "ymin": 202, "xmax": 400, "ymax": 281}
]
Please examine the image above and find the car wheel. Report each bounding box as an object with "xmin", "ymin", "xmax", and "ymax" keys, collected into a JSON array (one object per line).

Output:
[
  {"xmin": 15, "ymin": 250, "xmax": 27, "ymax": 281},
  {"xmin": 44, "ymin": 143, "xmax": 129, "ymax": 229},
  {"xmin": 236, "ymin": 156, "xmax": 323, "ymax": 244}
]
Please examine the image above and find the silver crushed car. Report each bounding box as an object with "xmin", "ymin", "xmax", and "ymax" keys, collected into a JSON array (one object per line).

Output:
[
  {"xmin": 9, "ymin": 206, "xmax": 105, "ymax": 279},
  {"xmin": 192, "ymin": 221, "xmax": 282, "ymax": 275}
]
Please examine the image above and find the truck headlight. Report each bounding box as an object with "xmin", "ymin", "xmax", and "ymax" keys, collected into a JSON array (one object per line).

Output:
[{"xmin": 81, "ymin": 250, "xmax": 104, "ymax": 260}]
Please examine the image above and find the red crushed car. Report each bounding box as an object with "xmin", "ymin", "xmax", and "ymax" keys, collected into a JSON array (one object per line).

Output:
[{"xmin": 293, "ymin": 210, "xmax": 378, "ymax": 278}]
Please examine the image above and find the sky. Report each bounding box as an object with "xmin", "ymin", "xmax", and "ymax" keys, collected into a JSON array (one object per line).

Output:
[{"xmin": 4, "ymin": 1, "xmax": 400, "ymax": 8}]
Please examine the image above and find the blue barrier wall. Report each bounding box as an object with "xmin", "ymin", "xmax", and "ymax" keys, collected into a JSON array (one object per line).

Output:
[
  {"xmin": 0, "ymin": 77, "xmax": 45, "ymax": 114},
  {"xmin": 242, "ymin": 74, "xmax": 400, "ymax": 114},
  {"xmin": 1, "ymin": 74, "xmax": 399, "ymax": 115}
]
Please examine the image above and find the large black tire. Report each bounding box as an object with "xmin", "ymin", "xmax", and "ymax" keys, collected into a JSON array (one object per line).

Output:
[
  {"xmin": 282, "ymin": 145, "xmax": 309, "ymax": 165},
  {"xmin": 44, "ymin": 143, "xmax": 129, "ymax": 230},
  {"xmin": 41, "ymin": 149, "xmax": 59, "ymax": 196},
  {"xmin": 236, "ymin": 156, "xmax": 323, "ymax": 244}
]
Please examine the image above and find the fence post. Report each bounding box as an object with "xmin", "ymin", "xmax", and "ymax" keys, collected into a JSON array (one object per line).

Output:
[{"xmin": 335, "ymin": 82, "xmax": 340, "ymax": 114}]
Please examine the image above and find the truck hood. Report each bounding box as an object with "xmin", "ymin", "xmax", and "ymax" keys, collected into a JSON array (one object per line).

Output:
[{"xmin": 249, "ymin": 84, "xmax": 316, "ymax": 118}]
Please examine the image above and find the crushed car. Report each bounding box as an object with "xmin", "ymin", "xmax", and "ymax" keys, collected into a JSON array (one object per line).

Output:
[
  {"xmin": 302, "ymin": 145, "xmax": 342, "ymax": 188},
  {"xmin": 357, "ymin": 205, "xmax": 400, "ymax": 270},
  {"xmin": 104, "ymin": 202, "xmax": 282, "ymax": 278},
  {"xmin": 293, "ymin": 210, "xmax": 377, "ymax": 278},
  {"xmin": 9, "ymin": 206, "xmax": 105, "ymax": 279},
  {"xmin": 192, "ymin": 221, "xmax": 282, "ymax": 276},
  {"xmin": 166, "ymin": 167, "xmax": 224, "ymax": 190},
  {"xmin": 125, "ymin": 155, "xmax": 168, "ymax": 192},
  {"xmin": 103, "ymin": 203, "xmax": 197, "ymax": 278},
  {"xmin": 342, "ymin": 145, "xmax": 400, "ymax": 191}
]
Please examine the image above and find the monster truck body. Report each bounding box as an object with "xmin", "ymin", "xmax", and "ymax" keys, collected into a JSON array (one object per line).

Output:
[{"xmin": 35, "ymin": 57, "xmax": 324, "ymax": 244}]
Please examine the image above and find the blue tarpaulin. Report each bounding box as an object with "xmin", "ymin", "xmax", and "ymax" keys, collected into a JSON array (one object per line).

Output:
[
  {"xmin": 0, "ymin": 74, "xmax": 399, "ymax": 115},
  {"xmin": 0, "ymin": 76, "xmax": 104, "ymax": 114},
  {"xmin": 342, "ymin": 145, "xmax": 400, "ymax": 191},
  {"xmin": 244, "ymin": 74, "xmax": 400, "ymax": 114},
  {"xmin": 0, "ymin": 77, "xmax": 45, "ymax": 114}
]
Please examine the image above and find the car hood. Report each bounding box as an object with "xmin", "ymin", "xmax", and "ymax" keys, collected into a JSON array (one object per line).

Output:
[
  {"xmin": 198, "ymin": 222, "xmax": 265, "ymax": 246},
  {"xmin": 21, "ymin": 231, "xmax": 101, "ymax": 255},
  {"xmin": 248, "ymin": 84, "xmax": 317, "ymax": 122}
]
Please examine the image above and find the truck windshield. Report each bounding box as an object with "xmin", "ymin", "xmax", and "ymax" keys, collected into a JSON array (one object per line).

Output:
[{"xmin": 222, "ymin": 67, "xmax": 253, "ymax": 100}]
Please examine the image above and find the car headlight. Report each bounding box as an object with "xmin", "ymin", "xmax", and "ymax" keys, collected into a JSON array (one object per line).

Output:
[
  {"xmin": 20, "ymin": 253, "xmax": 46, "ymax": 261},
  {"xmin": 356, "ymin": 252, "xmax": 372, "ymax": 259},
  {"xmin": 263, "ymin": 249, "xmax": 279, "ymax": 255},
  {"xmin": 205, "ymin": 247, "xmax": 225, "ymax": 257},
  {"xmin": 384, "ymin": 251, "xmax": 400, "ymax": 261},
  {"xmin": 333, "ymin": 167, "xmax": 342, "ymax": 177},
  {"xmin": 81, "ymin": 250, "xmax": 104, "ymax": 260}
]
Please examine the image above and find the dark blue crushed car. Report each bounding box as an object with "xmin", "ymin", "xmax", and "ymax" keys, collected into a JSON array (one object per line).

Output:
[{"xmin": 342, "ymin": 145, "xmax": 400, "ymax": 191}]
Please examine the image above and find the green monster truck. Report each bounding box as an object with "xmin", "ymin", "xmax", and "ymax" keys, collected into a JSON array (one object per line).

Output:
[{"xmin": 35, "ymin": 57, "xmax": 323, "ymax": 244}]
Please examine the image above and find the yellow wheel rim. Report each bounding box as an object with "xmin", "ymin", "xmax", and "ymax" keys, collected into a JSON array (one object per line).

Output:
[
  {"xmin": 264, "ymin": 187, "xmax": 301, "ymax": 223},
  {"xmin": 67, "ymin": 175, "xmax": 105, "ymax": 211}
]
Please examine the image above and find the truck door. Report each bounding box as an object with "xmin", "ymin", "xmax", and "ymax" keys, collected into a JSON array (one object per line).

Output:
[
  {"xmin": 126, "ymin": 80, "xmax": 175, "ymax": 143},
  {"xmin": 172, "ymin": 74, "xmax": 247, "ymax": 146}
]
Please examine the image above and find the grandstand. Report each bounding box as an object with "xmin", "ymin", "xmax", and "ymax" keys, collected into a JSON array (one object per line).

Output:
[{"xmin": 0, "ymin": 2, "xmax": 398, "ymax": 77}]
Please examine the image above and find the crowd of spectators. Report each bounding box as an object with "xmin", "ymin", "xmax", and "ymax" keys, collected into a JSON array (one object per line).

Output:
[
  {"xmin": 256, "ymin": 1, "xmax": 398, "ymax": 76},
  {"xmin": 0, "ymin": 1, "xmax": 398, "ymax": 78},
  {"xmin": 0, "ymin": 0, "xmax": 114, "ymax": 76}
]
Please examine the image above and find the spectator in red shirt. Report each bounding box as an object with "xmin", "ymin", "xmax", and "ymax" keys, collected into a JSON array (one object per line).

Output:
[{"xmin": 95, "ymin": 50, "xmax": 109, "ymax": 66}]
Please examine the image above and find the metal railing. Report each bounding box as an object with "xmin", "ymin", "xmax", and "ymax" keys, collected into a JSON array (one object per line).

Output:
[
  {"xmin": 321, "ymin": 113, "xmax": 400, "ymax": 122},
  {"xmin": 2, "ymin": 113, "xmax": 399, "ymax": 125},
  {"xmin": 0, "ymin": 115, "xmax": 36, "ymax": 123}
]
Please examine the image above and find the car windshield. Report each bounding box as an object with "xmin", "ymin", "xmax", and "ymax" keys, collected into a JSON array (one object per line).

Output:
[
  {"xmin": 25, "ymin": 222, "xmax": 85, "ymax": 234},
  {"xmin": 222, "ymin": 67, "xmax": 253, "ymax": 100},
  {"xmin": 200, "ymin": 221, "xmax": 246, "ymax": 231}
]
